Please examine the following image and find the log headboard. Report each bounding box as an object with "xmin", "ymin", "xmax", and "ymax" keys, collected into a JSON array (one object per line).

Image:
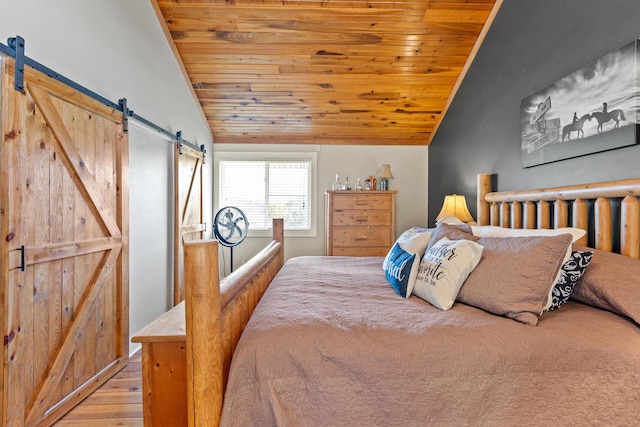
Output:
[{"xmin": 476, "ymin": 174, "xmax": 640, "ymax": 258}]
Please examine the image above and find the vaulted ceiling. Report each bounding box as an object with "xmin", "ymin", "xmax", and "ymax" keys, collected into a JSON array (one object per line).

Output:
[{"xmin": 151, "ymin": 0, "xmax": 502, "ymax": 145}]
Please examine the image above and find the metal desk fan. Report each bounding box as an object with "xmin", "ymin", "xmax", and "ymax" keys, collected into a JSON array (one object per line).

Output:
[{"xmin": 213, "ymin": 206, "xmax": 249, "ymax": 272}]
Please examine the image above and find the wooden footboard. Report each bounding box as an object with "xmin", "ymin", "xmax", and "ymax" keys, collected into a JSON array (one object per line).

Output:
[
  {"xmin": 132, "ymin": 218, "xmax": 284, "ymax": 426},
  {"xmin": 477, "ymin": 174, "xmax": 640, "ymax": 258}
]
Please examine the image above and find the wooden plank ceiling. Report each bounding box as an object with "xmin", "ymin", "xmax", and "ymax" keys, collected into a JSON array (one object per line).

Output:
[{"xmin": 151, "ymin": 0, "xmax": 502, "ymax": 145}]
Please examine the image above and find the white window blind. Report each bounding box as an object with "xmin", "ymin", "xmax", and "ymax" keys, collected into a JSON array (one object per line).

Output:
[{"xmin": 218, "ymin": 159, "xmax": 312, "ymax": 231}]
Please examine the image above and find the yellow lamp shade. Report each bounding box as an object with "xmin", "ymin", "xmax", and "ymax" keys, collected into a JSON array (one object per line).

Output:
[
  {"xmin": 436, "ymin": 194, "xmax": 474, "ymax": 223},
  {"xmin": 376, "ymin": 164, "xmax": 393, "ymax": 190},
  {"xmin": 377, "ymin": 164, "xmax": 394, "ymax": 179}
]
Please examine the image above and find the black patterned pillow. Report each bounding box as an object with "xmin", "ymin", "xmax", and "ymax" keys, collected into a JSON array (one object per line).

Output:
[{"xmin": 544, "ymin": 251, "xmax": 593, "ymax": 312}]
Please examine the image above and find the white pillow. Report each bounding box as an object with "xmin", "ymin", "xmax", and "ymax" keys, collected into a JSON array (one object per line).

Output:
[
  {"xmin": 470, "ymin": 225, "xmax": 586, "ymax": 243},
  {"xmin": 435, "ymin": 215, "xmax": 465, "ymax": 225},
  {"xmin": 413, "ymin": 237, "xmax": 484, "ymax": 310},
  {"xmin": 383, "ymin": 228, "xmax": 432, "ymax": 272},
  {"xmin": 397, "ymin": 228, "xmax": 432, "ymax": 254}
]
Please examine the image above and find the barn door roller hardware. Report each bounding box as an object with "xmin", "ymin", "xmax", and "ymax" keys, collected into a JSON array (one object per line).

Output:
[
  {"xmin": 7, "ymin": 36, "xmax": 25, "ymax": 93},
  {"xmin": 119, "ymin": 98, "xmax": 130, "ymax": 133},
  {"xmin": 177, "ymin": 131, "xmax": 207, "ymax": 162},
  {"xmin": 177, "ymin": 130, "xmax": 184, "ymax": 154},
  {"xmin": 0, "ymin": 35, "xmax": 209, "ymax": 153}
]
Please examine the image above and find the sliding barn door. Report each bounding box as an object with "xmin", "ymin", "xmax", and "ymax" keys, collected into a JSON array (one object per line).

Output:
[
  {"xmin": 174, "ymin": 143, "xmax": 204, "ymax": 304},
  {"xmin": 0, "ymin": 58, "xmax": 129, "ymax": 426}
]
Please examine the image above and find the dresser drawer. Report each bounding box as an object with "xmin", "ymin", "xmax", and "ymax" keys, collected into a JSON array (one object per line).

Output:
[
  {"xmin": 331, "ymin": 194, "xmax": 392, "ymax": 210},
  {"xmin": 332, "ymin": 247, "xmax": 389, "ymax": 256},
  {"xmin": 332, "ymin": 210, "xmax": 391, "ymax": 227},
  {"xmin": 332, "ymin": 227, "xmax": 392, "ymax": 248}
]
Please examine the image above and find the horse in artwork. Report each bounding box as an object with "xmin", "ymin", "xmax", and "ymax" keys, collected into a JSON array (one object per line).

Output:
[
  {"xmin": 562, "ymin": 114, "xmax": 591, "ymax": 141},
  {"xmin": 591, "ymin": 109, "xmax": 626, "ymax": 133}
]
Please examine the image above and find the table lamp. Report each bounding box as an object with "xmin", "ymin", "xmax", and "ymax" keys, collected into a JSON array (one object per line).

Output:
[
  {"xmin": 377, "ymin": 164, "xmax": 393, "ymax": 190},
  {"xmin": 436, "ymin": 194, "xmax": 474, "ymax": 223}
]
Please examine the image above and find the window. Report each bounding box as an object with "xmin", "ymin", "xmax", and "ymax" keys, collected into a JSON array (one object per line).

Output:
[{"xmin": 216, "ymin": 152, "xmax": 317, "ymax": 237}]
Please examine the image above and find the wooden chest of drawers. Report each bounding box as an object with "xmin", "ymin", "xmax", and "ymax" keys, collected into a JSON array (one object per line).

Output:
[{"xmin": 325, "ymin": 190, "xmax": 397, "ymax": 256}]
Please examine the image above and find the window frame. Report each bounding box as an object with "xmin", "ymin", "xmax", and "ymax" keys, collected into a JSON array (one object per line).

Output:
[{"xmin": 214, "ymin": 151, "xmax": 318, "ymax": 238}]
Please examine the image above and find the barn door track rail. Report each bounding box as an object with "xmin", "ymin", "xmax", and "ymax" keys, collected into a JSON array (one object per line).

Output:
[{"xmin": 0, "ymin": 35, "xmax": 205, "ymax": 153}]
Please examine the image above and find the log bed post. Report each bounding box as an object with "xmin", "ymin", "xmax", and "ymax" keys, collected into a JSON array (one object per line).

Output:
[
  {"xmin": 132, "ymin": 218, "xmax": 285, "ymax": 427},
  {"xmin": 477, "ymin": 174, "xmax": 492, "ymax": 226},
  {"xmin": 274, "ymin": 217, "xmax": 285, "ymax": 266},
  {"xmin": 184, "ymin": 219, "xmax": 284, "ymax": 426},
  {"xmin": 184, "ymin": 239, "xmax": 223, "ymax": 426},
  {"xmin": 621, "ymin": 195, "xmax": 640, "ymax": 259}
]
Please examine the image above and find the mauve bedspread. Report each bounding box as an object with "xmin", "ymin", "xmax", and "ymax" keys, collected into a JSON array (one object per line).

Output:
[{"xmin": 220, "ymin": 256, "xmax": 640, "ymax": 426}]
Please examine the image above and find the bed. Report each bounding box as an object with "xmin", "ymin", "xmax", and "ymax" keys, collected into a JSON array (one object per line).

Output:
[{"xmin": 133, "ymin": 174, "xmax": 640, "ymax": 426}]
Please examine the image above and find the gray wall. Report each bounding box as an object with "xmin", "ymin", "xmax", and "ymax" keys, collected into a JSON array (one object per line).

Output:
[{"xmin": 429, "ymin": 0, "xmax": 640, "ymax": 223}]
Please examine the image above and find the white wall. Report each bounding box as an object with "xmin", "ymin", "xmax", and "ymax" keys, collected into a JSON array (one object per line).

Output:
[
  {"xmin": 0, "ymin": 1, "xmax": 430, "ymax": 350},
  {"xmin": 0, "ymin": 0, "xmax": 214, "ymax": 353},
  {"xmin": 213, "ymin": 144, "xmax": 429, "ymax": 273},
  {"xmin": 128, "ymin": 122, "xmax": 174, "ymax": 344},
  {"xmin": 0, "ymin": 0, "xmax": 211, "ymax": 145}
]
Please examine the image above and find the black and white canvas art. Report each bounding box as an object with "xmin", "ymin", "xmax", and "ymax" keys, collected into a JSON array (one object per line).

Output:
[{"xmin": 521, "ymin": 39, "xmax": 640, "ymax": 167}]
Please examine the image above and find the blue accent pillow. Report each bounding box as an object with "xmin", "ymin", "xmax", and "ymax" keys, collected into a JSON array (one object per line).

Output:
[
  {"xmin": 545, "ymin": 251, "xmax": 594, "ymax": 312},
  {"xmin": 383, "ymin": 242, "xmax": 418, "ymax": 298}
]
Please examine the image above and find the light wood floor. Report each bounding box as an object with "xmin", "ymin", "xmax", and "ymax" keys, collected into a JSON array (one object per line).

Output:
[{"xmin": 53, "ymin": 352, "xmax": 143, "ymax": 426}]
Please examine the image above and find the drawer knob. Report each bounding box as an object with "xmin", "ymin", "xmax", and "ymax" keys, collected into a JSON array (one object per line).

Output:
[
  {"xmin": 355, "ymin": 200, "xmax": 368, "ymax": 205},
  {"xmin": 355, "ymin": 216, "xmax": 368, "ymax": 222},
  {"xmin": 355, "ymin": 236, "xmax": 368, "ymax": 241}
]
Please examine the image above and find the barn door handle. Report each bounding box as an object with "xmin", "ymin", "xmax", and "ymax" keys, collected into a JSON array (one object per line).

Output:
[{"xmin": 18, "ymin": 245, "xmax": 25, "ymax": 271}]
